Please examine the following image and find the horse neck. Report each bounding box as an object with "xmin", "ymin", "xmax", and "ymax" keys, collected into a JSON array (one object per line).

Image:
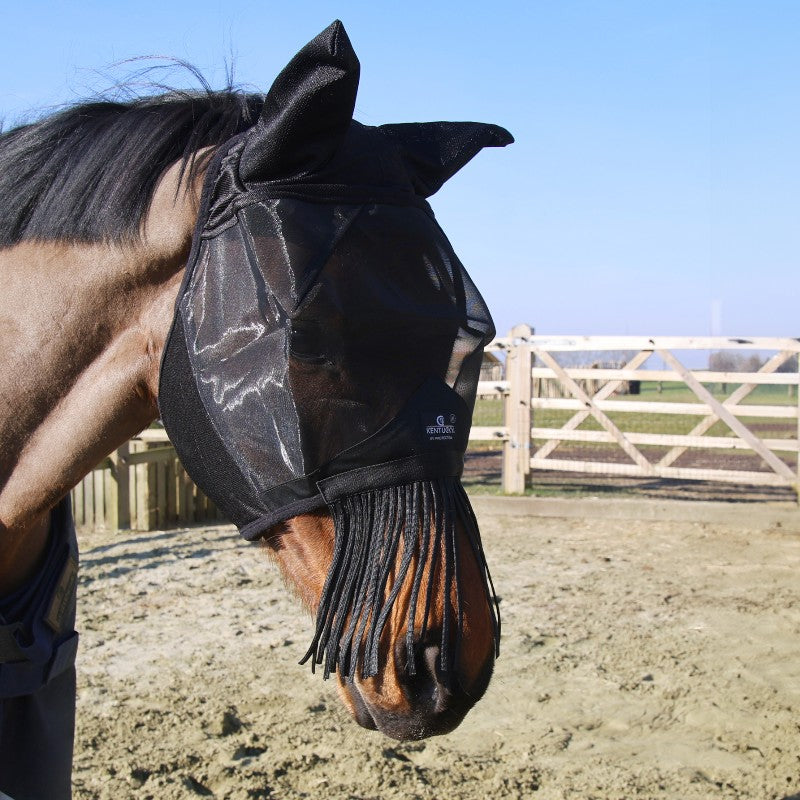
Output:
[{"xmin": 0, "ymin": 159, "xmax": 202, "ymax": 538}]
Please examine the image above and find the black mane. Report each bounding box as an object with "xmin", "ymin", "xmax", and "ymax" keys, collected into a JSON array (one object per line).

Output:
[{"xmin": 0, "ymin": 90, "xmax": 264, "ymax": 246}]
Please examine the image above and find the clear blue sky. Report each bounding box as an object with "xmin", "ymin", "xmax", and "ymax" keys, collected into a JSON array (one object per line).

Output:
[{"xmin": 2, "ymin": 1, "xmax": 798, "ymax": 339}]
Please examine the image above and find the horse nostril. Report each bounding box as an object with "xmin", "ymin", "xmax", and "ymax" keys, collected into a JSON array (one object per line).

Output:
[
  {"xmin": 421, "ymin": 644, "xmax": 457, "ymax": 709},
  {"xmin": 367, "ymin": 635, "xmax": 493, "ymax": 740},
  {"xmin": 422, "ymin": 643, "xmax": 439, "ymax": 676},
  {"xmin": 395, "ymin": 638, "xmax": 455, "ymax": 708}
]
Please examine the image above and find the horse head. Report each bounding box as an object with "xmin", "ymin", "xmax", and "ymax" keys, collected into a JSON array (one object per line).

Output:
[{"xmin": 156, "ymin": 20, "xmax": 511, "ymax": 741}]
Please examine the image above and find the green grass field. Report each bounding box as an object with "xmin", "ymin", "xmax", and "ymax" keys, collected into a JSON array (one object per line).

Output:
[
  {"xmin": 467, "ymin": 379, "xmax": 799, "ymax": 486},
  {"xmin": 472, "ymin": 381, "xmax": 797, "ymax": 439},
  {"xmin": 616, "ymin": 380, "xmax": 797, "ymax": 406}
]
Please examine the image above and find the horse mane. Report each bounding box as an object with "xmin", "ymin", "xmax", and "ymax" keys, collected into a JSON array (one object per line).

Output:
[{"xmin": 0, "ymin": 89, "xmax": 265, "ymax": 247}]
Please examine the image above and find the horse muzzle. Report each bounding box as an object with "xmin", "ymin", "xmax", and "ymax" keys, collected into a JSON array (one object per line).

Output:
[{"xmin": 337, "ymin": 633, "xmax": 495, "ymax": 740}]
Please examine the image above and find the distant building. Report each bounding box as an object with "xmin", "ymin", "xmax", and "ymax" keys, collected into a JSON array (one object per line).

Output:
[{"xmin": 480, "ymin": 351, "xmax": 503, "ymax": 382}]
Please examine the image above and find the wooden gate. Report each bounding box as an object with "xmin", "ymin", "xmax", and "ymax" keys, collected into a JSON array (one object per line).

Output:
[{"xmin": 469, "ymin": 330, "xmax": 800, "ymax": 499}]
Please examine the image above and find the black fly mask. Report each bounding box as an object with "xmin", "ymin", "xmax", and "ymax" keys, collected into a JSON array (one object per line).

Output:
[{"xmin": 159, "ymin": 21, "xmax": 512, "ymax": 680}]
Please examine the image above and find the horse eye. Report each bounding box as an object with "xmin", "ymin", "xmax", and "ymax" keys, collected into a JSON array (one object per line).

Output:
[{"xmin": 290, "ymin": 324, "xmax": 330, "ymax": 366}]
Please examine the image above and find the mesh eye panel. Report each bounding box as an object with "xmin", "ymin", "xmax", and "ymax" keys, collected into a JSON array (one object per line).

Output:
[{"xmin": 168, "ymin": 190, "xmax": 494, "ymax": 533}]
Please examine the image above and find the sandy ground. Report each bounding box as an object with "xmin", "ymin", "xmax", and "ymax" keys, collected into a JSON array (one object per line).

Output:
[{"xmin": 72, "ymin": 496, "xmax": 800, "ymax": 800}]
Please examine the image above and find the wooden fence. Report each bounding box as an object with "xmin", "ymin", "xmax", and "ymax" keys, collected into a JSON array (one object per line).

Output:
[
  {"xmin": 71, "ymin": 430, "xmax": 221, "ymax": 530},
  {"xmin": 469, "ymin": 327, "xmax": 800, "ymax": 498},
  {"xmin": 72, "ymin": 329, "xmax": 800, "ymax": 529}
]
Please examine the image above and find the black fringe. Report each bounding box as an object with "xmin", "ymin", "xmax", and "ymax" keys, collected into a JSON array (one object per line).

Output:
[{"xmin": 300, "ymin": 477, "xmax": 500, "ymax": 680}]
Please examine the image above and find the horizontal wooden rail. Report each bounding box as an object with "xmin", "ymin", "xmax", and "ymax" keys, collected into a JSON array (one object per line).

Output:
[
  {"xmin": 476, "ymin": 380, "xmax": 510, "ymax": 395},
  {"xmin": 135, "ymin": 428, "xmax": 171, "ymax": 442},
  {"xmin": 529, "ymin": 458, "xmax": 790, "ymax": 487},
  {"xmin": 489, "ymin": 335, "xmax": 800, "ymax": 352},
  {"xmin": 531, "ymin": 368, "xmax": 799, "ymax": 385},
  {"xmin": 531, "ymin": 398, "xmax": 799, "ymax": 418},
  {"xmin": 469, "ymin": 426, "xmax": 509, "ymax": 441},
  {"xmin": 531, "ymin": 427, "xmax": 799, "ymax": 452},
  {"xmin": 125, "ymin": 446, "xmax": 178, "ymax": 465}
]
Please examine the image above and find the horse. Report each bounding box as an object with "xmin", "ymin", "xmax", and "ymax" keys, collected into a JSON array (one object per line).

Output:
[{"xmin": 0, "ymin": 21, "xmax": 510, "ymax": 794}]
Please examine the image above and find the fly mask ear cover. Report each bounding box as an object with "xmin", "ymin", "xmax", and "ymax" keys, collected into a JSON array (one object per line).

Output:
[{"xmin": 158, "ymin": 21, "xmax": 513, "ymax": 679}]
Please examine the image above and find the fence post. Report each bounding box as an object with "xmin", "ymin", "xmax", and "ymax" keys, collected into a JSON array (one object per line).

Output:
[
  {"xmin": 104, "ymin": 457, "xmax": 117, "ymax": 531},
  {"xmin": 111, "ymin": 442, "xmax": 131, "ymax": 531},
  {"xmin": 71, "ymin": 478, "xmax": 85, "ymax": 528},
  {"xmin": 502, "ymin": 324, "xmax": 533, "ymax": 494}
]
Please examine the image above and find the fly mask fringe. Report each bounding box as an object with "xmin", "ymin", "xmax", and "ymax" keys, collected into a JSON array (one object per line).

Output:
[{"xmin": 299, "ymin": 478, "xmax": 501, "ymax": 681}]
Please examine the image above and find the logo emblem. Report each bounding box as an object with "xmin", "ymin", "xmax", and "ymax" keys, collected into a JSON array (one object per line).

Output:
[{"xmin": 423, "ymin": 411, "xmax": 457, "ymax": 441}]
